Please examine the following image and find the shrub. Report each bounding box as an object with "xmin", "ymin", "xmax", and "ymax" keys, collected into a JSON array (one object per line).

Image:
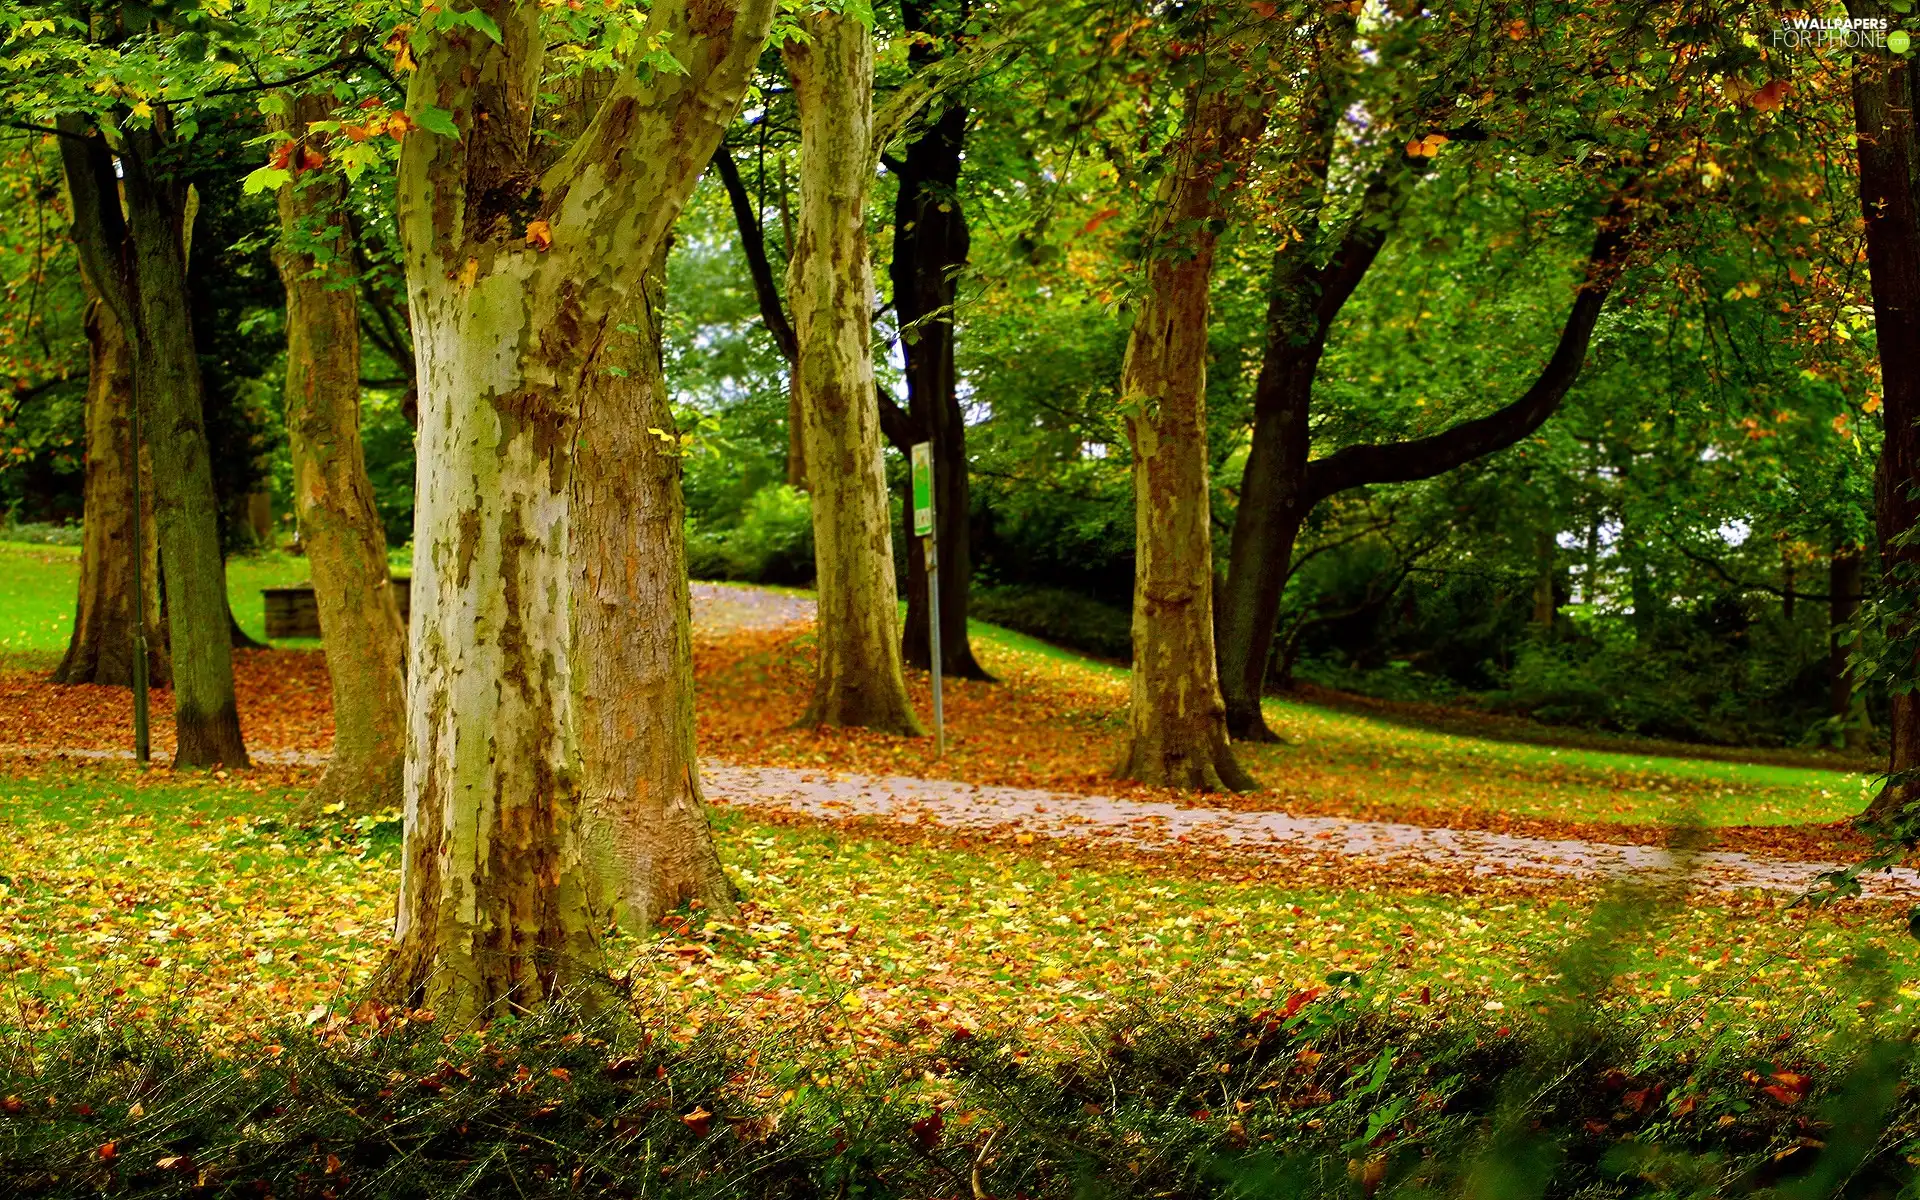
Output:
[
  {"xmin": 971, "ymin": 584, "xmax": 1133, "ymax": 661},
  {"xmin": 0, "ymin": 520, "xmax": 83, "ymax": 547},
  {"xmin": 686, "ymin": 484, "xmax": 814, "ymax": 586}
]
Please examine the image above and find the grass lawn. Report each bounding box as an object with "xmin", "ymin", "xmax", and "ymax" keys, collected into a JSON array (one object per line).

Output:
[
  {"xmin": 0, "ymin": 766, "xmax": 1907, "ymax": 1054},
  {"xmin": 0, "ymin": 540, "xmax": 384, "ymax": 665}
]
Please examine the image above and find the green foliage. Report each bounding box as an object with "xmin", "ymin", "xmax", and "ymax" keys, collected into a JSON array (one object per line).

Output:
[{"xmin": 686, "ymin": 484, "xmax": 815, "ymax": 585}]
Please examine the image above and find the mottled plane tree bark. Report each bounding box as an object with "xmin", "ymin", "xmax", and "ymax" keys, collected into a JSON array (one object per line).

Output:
[
  {"xmin": 388, "ymin": 0, "xmax": 775, "ymax": 1020},
  {"xmin": 1113, "ymin": 78, "xmax": 1269, "ymax": 791}
]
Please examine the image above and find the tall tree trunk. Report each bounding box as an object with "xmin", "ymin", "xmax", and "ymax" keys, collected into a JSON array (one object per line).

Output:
[
  {"xmin": 572, "ymin": 245, "xmax": 735, "ymax": 930},
  {"xmin": 784, "ymin": 11, "xmax": 923, "ymax": 735},
  {"xmin": 1114, "ymin": 84, "xmax": 1266, "ymax": 792},
  {"xmin": 55, "ymin": 292, "xmax": 169, "ymax": 687},
  {"xmin": 59, "ymin": 118, "xmax": 249, "ymax": 768},
  {"xmin": 387, "ymin": 0, "xmax": 773, "ymax": 1019},
  {"xmin": 1830, "ymin": 544, "xmax": 1872, "ymax": 752},
  {"xmin": 887, "ymin": 0, "xmax": 988, "ymax": 681},
  {"xmin": 1216, "ymin": 244, "xmax": 1333, "ymax": 742},
  {"xmin": 1850, "ymin": 0, "xmax": 1920, "ymax": 824},
  {"xmin": 272, "ymin": 94, "xmax": 408, "ymax": 816}
]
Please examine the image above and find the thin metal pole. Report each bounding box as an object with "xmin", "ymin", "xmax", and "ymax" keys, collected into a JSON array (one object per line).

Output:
[
  {"xmin": 926, "ymin": 530, "xmax": 944, "ymax": 758},
  {"xmin": 128, "ymin": 364, "xmax": 150, "ymax": 765}
]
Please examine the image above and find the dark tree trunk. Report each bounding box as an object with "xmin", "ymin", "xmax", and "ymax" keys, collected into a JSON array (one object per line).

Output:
[
  {"xmin": 885, "ymin": 1, "xmax": 988, "ymax": 681},
  {"xmin": 1849, "ymin": 0, "xmax": 1920, "ymax": 824},
  {"xmin": 1217, "ymin": 241, "xmax": 1357, "ymax": 740},
  {"xmin": 55, "ymin": 293, "xmax": 169, "ymax": 687},
  {"xmin": 711, "ymin": 145, "xmax": 807, "ymax": 490},
  {"xmin": 59, "ymin": 116, "xmax": 248, "ymax": 768}
]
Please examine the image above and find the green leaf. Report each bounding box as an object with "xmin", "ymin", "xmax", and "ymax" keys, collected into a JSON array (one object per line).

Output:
[
  {"xmin": 413, "ymin": 106, "xmax": 460, "ymax": 139},
  {"xmin": 242, "ymin": 165, "xmax": 290, "ymax": 195},
  {"xmin": 457, "ymin": 7, "xmax": 502, "ymax": 42}
]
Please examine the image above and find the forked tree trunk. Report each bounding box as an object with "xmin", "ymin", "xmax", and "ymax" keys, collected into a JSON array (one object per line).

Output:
[
  {"xmin": 1849, "ymin": 0, "xmax": 1920, "ymax": 825},
  {"xmin": 272, "ymin": 93, "xmax": 408, "ymax": 816},
  {"xmin": 784, "ymin": 12, "xmax": 923, "ymax": 735},
  {"xmin": 59, "ymin": 119, "xmax": 249, "ymax": 768},
  {"xmin": 387, "ymin": 0, "xmax": 773, "ymax": 1019},
  {"xmin": 1115, "ymin": 85, "xmax": 1266, "ymax": 793},
  {"xmin": 56, "ymin": 293, "xmax": 169, "ymax": 688}
]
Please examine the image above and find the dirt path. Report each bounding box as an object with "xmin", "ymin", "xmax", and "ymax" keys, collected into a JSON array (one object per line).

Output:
[{"xmin": 702, "ymin": 763, "xmax": 1920, "ymax": 900}]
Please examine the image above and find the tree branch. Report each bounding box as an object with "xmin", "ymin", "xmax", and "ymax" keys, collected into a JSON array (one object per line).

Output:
[
  {"xmin": 877, "ymin": 382, "xmax": 919, "ymax": 452},
  {"xmin": 54, "ymin": 116, "xmax": 131, "ymax": 327},
  {"xmin": 1303, "ymin": 201, "xmax": 1635, "ymax": 505},
  {"xmin": 711, "ymin": 143, "xmax": 797, "ymax": 365}
]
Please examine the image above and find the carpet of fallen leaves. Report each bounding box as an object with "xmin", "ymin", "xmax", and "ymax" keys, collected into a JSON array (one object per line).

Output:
[
  {"xmin": 0, "ymin": 593, "xmax": 1906, "ymax": 1058},
  {"xmin": 0, "ymin": 619, "xmax": 1878, "ymax": 865},
  {"xmin": 0, "ymin": 762, "xmax": 1914, "ymax": 1063},
  {"xmin": 0, "ymin": 650, "xmax": 333, "ymax": 760}
]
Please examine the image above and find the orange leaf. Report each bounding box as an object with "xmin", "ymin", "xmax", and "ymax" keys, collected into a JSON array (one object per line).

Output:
[
  {"xmin": 526, "ymin": 220, "xmax": 553, "ymax": 251},
  {"xmin": 682, "ymin": 1106, "xmax": 713, "ymax": 1137},
  {"xmin": 98, "ymin": 1142, "xmax": 118, "ymax": 1161},
  {"xmin": 1751, "ymin": 79, "xmax": 1790, "ymax": 113}
]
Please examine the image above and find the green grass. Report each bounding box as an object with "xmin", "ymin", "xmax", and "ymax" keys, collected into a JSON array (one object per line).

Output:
[
  {"xmin": 0, "ymin": 543, "xmax": 79, "ymax": 663},
  {"xmin": 0, "ymin": 540, "xmax": 333, "ymax": 662},
  {"xmin": 0, "ymin": 767, "xmax": 1908, "ymax": 1049}
]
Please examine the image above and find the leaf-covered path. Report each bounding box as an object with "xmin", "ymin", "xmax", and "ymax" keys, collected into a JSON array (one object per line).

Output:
[{"xmin": 701, "ymin": 764, "xmax": 1919, "ymax": 900}]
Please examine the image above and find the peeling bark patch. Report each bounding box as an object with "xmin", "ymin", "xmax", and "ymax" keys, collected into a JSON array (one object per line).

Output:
[
  {"xmin": 455, "ymin": 504, "xmax": 482, "ymax": 589},
  {"xmin": 497, "ymin": 508, "xmax": 536, "ymax": 703},
  {"xmin": 689, "ymin": 0, "xmax": 737, "ymax": 37},
  {"xmin": 491, "ymin": 388, "xmax": 572, "ymax": 490}
]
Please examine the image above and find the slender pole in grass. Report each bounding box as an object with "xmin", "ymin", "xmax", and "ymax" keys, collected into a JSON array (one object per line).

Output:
[
  {"xmin": 128, "ymin": 371, "xmax": 150, "ymax": 765},
  {"xmin": 912, "ymin": 441, "xmax": 944, "ymax": 757}
]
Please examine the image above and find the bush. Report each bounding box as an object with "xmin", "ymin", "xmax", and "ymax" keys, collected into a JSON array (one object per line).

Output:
[
  {"xmin": 686, "ymin": 484, "xmax": 814, "ymax": 586},
  {"xmin": 0, "ymin": 520, "xmax": 83, "ymax": 547},
  {"xmin": 971, "ymin": 584, "xmax": 1133, "ymax": 661}
]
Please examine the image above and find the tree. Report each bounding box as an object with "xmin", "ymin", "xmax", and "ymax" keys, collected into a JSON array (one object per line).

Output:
[
  {"xmin": 1217, "ymin": 200, "xmax": 1634, "ymax": 740},
  {"xmin": 59, "ymin": 118, "xmax": 250, "ymax": 767},
  {"xmin": 387, "ymin": 0, "xmax": 774, "ymax": 1018},
  {"xmin": 1848, "ymin": 0, "xmax": 1920, "ymax": 824},
  {"xmin": 269, "ymin": 93, "xmax": 407, "ymax": 815},
  {"xmin": 54, "ymin": 288, "xmax": 168, "ymax": 688},
  {"xmin": 782, "ymin": 8, "xmax": 923, "ymax": 735},
  {"xmin": 1112, "ymin": 71, "xmax": 1268, "ymax": 792},
  {"xmin": 880, "ymin": 0, "xmax": 989, "ymax": 681}
]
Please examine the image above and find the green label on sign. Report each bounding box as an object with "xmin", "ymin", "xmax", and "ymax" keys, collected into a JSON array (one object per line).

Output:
[{"xmin": 911, "ymin": 442, "xmax": 934, "ymax": 536}]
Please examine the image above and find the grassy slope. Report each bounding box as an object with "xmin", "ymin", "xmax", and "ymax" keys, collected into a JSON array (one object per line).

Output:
[{"xmin": 0, "ymin": 766, "xmax": 1906, "ymax": 1051}]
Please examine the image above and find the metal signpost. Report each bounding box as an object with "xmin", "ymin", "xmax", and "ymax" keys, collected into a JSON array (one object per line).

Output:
[
  {"xmin": 129, "ymin": 381, "xmax": 150, "ymax": 765},
  {"xmin": 911, "ymin": 442, "xmax": 943, "ymax": 757}
]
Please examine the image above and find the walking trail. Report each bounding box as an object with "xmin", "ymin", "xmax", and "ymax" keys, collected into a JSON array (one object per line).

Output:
[{"xmin": 5, "ymin": 583, "xmax": 1910, "ymax": 900}]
